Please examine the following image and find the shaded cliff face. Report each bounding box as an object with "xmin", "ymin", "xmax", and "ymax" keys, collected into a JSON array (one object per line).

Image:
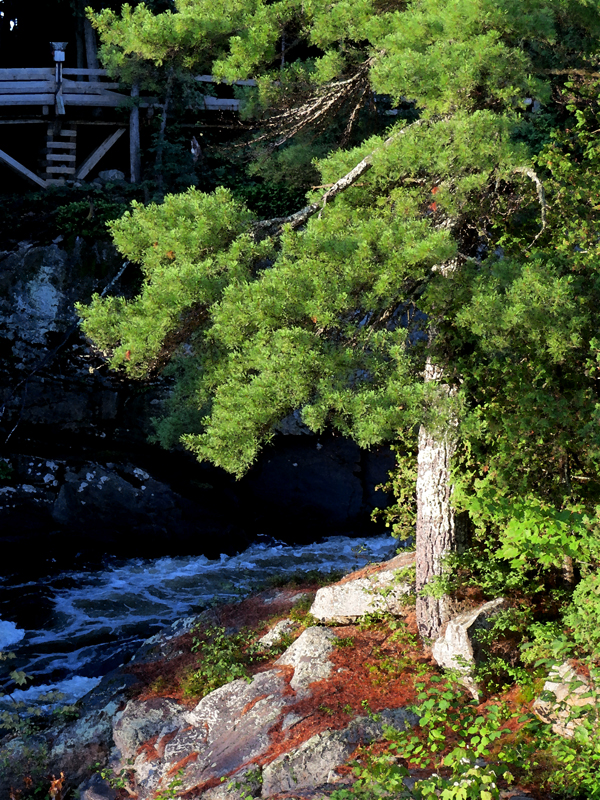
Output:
[{"xmin": 0, "ymin": 240, "xmax": 393, "ymax": 562}]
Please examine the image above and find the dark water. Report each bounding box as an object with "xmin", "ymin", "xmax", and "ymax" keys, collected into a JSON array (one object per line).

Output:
[{"xmin": 0, "ymin": 534, "xmax": 395, "ymax": 706}]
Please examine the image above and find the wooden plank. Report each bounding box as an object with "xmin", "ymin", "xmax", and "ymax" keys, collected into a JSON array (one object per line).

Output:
[
  {"xmin": 46, "ymin": 153, "xmax": 77, "ymax": 162},
  {"xmin": 76, "ymin": 128, "xmax": 126, "ymax": 180},
  {"xmin": 203, "ymin": 96, "xmax": 240, "ymax": 111},
  {"xmin": 0, "ymin": 68, "xmax": 53, "ymax": 80},
  {"xmin": 67, "ymin": 120, "xmax": 122, "ymax": 125},
  {"xmin": 46, "ymin": 166, "xmax": 76, "ymax": 174},
  {"xmin": 62, "ymin": 80, "xmax": 121, "ymax": 93},
  {"xmin": 63, "ymin": 94, "xmax": 127, "ymax": 107},
  {"xmin": 0, "ymin": 147, "xmax": 46, "ymax": 187},
  {"xmin": 0, "ymin": 94, "xmax": 55, "ymax": 105},
  {"xmin": 62, "ymin": 68, "xmax": 108, "ymax": 76},
  {"xmin": 62, "ymin": 79, "xmax": 122, "ymax": 94},
  {"xmin": 47, "ymin": 141, "xmax": 77, "ymax": 149},
  {"xmin": 0, "ymin": 81, "xmax": 55, "ymax": 93},
  {"xmin": 195, "ymin": 74, "xmax": 257, "ymax": 86}
]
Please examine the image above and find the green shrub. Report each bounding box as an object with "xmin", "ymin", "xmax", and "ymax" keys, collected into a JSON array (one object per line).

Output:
[{"xmin": 182, "ymin": 625, "xmax": 268, "ymax": 698}]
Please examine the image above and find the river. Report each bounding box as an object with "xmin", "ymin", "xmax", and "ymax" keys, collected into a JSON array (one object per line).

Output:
[{"xmin": 0, "ymin": 533, "xmax": 396, "ymax": 707}]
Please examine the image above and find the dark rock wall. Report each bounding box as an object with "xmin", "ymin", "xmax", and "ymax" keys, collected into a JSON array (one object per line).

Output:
[{"xmin": 0, "ymin": 240, "xmax": 393, "ymax": 563}]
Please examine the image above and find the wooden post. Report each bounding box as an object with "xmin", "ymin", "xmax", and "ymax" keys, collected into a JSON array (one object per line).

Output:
[
  {"xmin": 51, "ymin": 42, "xmax": 68, "ymax": 115},
  {"xmin": 130, "ymin": 82, "xmax": 141, "ymax": 183},
  {"xmin": 75, "ymin": 127, "xmax": 125, "ymax": 180},
  {"xmin": 0, "ymin": 147, "xmax": 46, "ymax": 188}
]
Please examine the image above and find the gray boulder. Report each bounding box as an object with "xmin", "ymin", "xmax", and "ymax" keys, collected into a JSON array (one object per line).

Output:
[
  {"xmin": 431, "ymin": 598, "xmax": 507, "ymax": 698},
  {"xmin": 261, "ymin": 708, "xmax": 417, "ymax": 796},
  {"xmin": 98, "ymin": 169, "xmax": 126, "ymax": 182},
  {"xmin": 275, "ymin": 626, "xmax": 338, "ymax": 691},
  {"xmin": 78, "ymin": 773, "xmax": 118, "ymax": 800},
  {"xmin": 258, "ymin": 618, "xmax": 299, "ymax": 648},
  {"xmin": 310, "ymin": 552, "xmax": 416, "ymax": 623},
  {"xmin": 533, "ymin": 661, "xmax": 594, "ymax": 738}
]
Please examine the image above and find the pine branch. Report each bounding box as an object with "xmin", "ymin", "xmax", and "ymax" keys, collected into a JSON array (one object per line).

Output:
[{"xmin": 252, "ymin": 117, "xmax": 434, "ymax": 239}]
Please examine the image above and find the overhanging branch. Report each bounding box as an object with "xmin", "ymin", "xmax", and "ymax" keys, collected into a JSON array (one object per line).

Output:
[{"xmin": 252, "ymin": 117, "xmax": 433, "ymax": 239}]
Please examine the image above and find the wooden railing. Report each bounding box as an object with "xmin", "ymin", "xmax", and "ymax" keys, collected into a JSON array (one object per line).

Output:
[
  {"xmin": 0, "ymin": 68, "xmax": 126, "ymax": 108},
  {"xmin": 0, "ymin": 69, "xmax": 247, "ymax": 112}
]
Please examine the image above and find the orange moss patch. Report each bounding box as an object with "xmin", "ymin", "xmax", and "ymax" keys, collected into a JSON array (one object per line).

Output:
[
  {"xmin": 136, "ymin": 733, "xmax": 160, "ymax": 762},
  {"xmin": 166, "ymin": 751, "xmax": 198, "ymax": 777},
  {"xmin": 336, "ymin": 552, "xmax": 415, "ymax": 585},
  {"xmin": 253, "ymin": 619, "xmax": 437, "ymax": 768},
  {"xmin": 216, "ymin": 587, "xmax": 318, "ymax": 632},
  {"xmin": 242, "ymin": 693, "xmax": 269, "ymax": 715},
  {"xmin": 126, "ymin": 585, "xmax": 318, "ymax": 703}
]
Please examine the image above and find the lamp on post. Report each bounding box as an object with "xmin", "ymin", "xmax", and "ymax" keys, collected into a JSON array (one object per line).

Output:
[{"xmin": 50, "ymin": 42, "xmax": 68, "ymax": 114}]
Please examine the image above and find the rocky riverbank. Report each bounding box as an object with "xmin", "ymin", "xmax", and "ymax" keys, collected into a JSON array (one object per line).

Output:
[{"xmin": 1, "ymin": 550, "xmax": 541, "ymax": 800}]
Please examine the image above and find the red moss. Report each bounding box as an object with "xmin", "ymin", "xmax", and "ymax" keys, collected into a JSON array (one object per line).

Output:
[
  {"xmin": 136, "ymin": 734, "xmax": 160, "ymax": 762},
  {"xmin": 336, "ymin": 552, "xmax": 415, "ymax": 585},
  {"xmin": 166, "ymin": 751, "xmax": 198, "ymax": 777},
  {"xmin": 242, "ymin": 693, "xmax": 269, "ymax": 715}
]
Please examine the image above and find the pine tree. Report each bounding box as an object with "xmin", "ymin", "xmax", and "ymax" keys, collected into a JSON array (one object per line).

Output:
[{"xmin": 79, "ymin": 0, "xmax": 600, "ymax": 640}]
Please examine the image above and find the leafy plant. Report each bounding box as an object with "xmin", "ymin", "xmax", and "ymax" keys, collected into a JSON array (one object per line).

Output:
[
  {"xmin": 562, "ymin": 571, "xmax": 600, "ymax": 655},
  {"xmin": 182, "ymin": 625, "xmax": 268, "ymax": 698},
  {"xmin": 224, "ymin": 767, "xmax": 263, "ymax": 800},
  {"xmin": 155, "ymin": 770, "xmax": 185, "ymax": 800},
  {"xmin": 55, "ymin": 198, "xmax": 131, "ymax": 241},
  {"xmin": 330, "ymin": 677, "xmax": 541, "ymax": 800}
]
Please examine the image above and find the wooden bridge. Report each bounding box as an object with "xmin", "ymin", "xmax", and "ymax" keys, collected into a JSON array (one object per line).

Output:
[{"xmin": 0, "ymin": 52, "xmax": 251, "ymax": 188}]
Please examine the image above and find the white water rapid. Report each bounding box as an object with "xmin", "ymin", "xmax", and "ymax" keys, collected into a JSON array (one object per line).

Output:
[{"xmin": 1, "ymin": 534, "xmax": 396, "ymax": 706}]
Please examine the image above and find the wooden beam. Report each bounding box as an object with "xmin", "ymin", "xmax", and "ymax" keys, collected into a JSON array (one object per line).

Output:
[
  {"xmin": 62, "ymin": 68, "xmax": 107, "ymax": 76},
  {"xmin": 0, "ymin": 94, "xmax": 55, "ymax": 105},
  {"xmin": 0, "ymin": 147, "xmax": 46, "ymax": 187},
  {"xmin": 0, "ymin": 81, "xmax": 55, "ymax": 93},
  {"xmin": 75, "ymin": 128, "xmax": 126, "ymax": 180},
  {"xmin": 130, "ymin": 83, "xmax": 141, "ymax": 184},
  {"xmin": 0, "ymin": 68, "xmax": 53, "ymax": 80}
]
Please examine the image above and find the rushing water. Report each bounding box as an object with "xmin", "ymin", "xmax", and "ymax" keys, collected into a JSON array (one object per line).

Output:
[{"xmin": 0, "ymin": 534, "xmax": 395, "ymax": 706}]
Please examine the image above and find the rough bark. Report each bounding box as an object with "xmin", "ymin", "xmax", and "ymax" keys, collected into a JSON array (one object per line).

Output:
[
  {"xmin": 83, "ymin": 17, "xmax": 99, "ymax": 82},
  {"xmin": 130, "ymin": 83, "xmax": 141, "ymax": 184},
  {"xmin": 414, "ymin": 360, "xmax": 456, "ymax": 639},
  {"xmin": 415, "ymin": 313, "xmax": 470, "ymax": 641}
]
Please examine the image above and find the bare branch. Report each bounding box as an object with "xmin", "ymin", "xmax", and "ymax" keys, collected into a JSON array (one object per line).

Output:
[
  {"xmin": 252, "ymin": 117, "xmax": 434, "ymax": 239},
  {"xmin": 513, "ymin": 165, "xmax": 547, "ymax": 243}
]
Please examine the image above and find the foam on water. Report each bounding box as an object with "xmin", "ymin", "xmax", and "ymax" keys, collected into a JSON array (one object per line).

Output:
[
  {"xmin": 3, "ymin": 534, "xmax": 396, "ymax": 703},
  {"xmin": 7, "ymin": 675, "xmax": 102, "ymax": 706},
  {"xmin": 0, "ymin": 618, "xmax": 25, "ymax": 649}
]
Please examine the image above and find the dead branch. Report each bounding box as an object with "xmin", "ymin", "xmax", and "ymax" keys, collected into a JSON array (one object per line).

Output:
[
  {"xmin": 244, "ymin": 59, "xmax": 374, "ymax": 152},
  {"xmin": 513, "ymin": 165, "xmax": 548, "ymax": 243},
  {"xmin": 252, "ymin": 117, "xmax": 434, "ymax": 239}
]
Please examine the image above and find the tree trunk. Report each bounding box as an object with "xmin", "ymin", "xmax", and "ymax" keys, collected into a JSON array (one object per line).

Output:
[
  {"xmin": 154, "ymin": 71, "xmax": 175, "ymax": 197},
  {"xmin": 415, "ymin": 345, "xmax": 468, "ymax": 641},
  {"xmin": 130, "ymin": 83, "xmax": 141, "ymax": 183},
  {"xmin": 83, "ymin": 17, "xmax": 99, "ymax": 82}
]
